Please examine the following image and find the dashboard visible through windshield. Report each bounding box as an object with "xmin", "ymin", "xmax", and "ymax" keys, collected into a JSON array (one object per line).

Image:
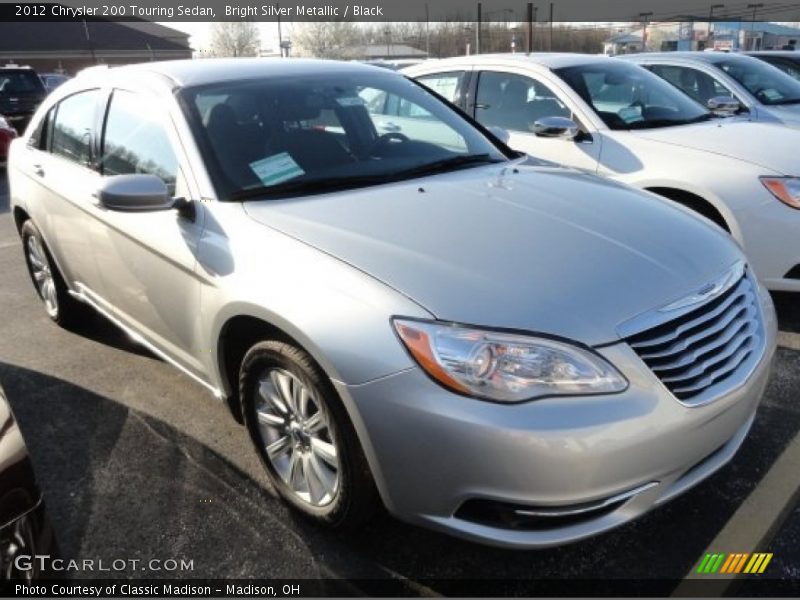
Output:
[
  {"xmin": 182, "ymin": 71, "xmax": 509, "ymax": 200},
  {"xmin": 554, "ymin": 62, "xmax": 712, "ymax": 130}
]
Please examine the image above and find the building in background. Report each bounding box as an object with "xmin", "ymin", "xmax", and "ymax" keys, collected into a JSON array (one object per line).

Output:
[
  {"xmin": 341, "ymin": 44, "xmax": 428, "ymax": 61},
  {"xmin": 0, "ymin": 21, "xmax": 191, "ymax": 75},
  {"xmin": 603, "ymin": 31, "xmax": 644, "ymax": 55}
]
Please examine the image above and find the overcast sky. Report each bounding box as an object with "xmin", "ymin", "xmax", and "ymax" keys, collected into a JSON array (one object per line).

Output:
[{"xmin": 163, "ymin": 22, "xmax": 299, "ymax": 52}]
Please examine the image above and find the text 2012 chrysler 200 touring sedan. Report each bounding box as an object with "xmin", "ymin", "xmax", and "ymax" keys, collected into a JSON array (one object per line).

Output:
[{"xmin": 8, "ymin": 59, "xmax": 777, "ymax": 548}]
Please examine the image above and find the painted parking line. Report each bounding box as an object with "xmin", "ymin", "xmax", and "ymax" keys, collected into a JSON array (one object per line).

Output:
[
  {"xmin": 672, "ymin": 428, "xmax": 800, "ymax": 596},
  {"xmin": 778, "ymin": 332, "xmax": 800, "ymax": 351}
]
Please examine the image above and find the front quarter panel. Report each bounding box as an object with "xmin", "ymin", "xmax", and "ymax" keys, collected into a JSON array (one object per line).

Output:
[{"xmin": 198, "ymin": 201, "xmax": 431, "ymax": 393}]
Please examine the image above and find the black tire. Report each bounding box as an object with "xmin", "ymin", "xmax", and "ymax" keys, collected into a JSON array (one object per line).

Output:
[
  {"xmin": 240, "ymin": 340, "xmax": 378, "ymax": 529},
  {"xmin": 20, "ymin": 219, "xmax": 87, "ymax": 327}
]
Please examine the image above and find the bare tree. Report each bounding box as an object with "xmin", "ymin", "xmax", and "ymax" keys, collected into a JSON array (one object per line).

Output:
[
  {"xmin": 293, "ymin": 21, "xmax": 361, "ymax": 58},
  {"xmin": 209, "ymin": 22, "xmax": 261, "ymax": 57}
]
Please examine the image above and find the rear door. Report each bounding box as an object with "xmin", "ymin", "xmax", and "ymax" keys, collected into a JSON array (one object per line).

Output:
[{"xmin": 15, "ymin": 89, "xmax": 106, "ymax": 294}]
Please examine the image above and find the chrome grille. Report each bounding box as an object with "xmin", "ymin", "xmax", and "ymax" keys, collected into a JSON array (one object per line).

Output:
[{"xmin": 626, "ymin": 274, "xmax": 762, "ymax": 403}]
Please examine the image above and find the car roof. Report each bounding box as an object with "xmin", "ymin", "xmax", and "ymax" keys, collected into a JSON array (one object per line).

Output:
[
  {"xmin": 746, "ymin": 51, "xmax": 800, "ymax": 58},
  {"xmin": 622, "ymin": 51, "xmax": 753, "ymax": 65},
  {"xmin": 88, "ymin": 58, "xmax": 397, "ymax": 89},
  {"xmin": 406, "ymin": 52, "xmax": 618, "ymax": 71}
]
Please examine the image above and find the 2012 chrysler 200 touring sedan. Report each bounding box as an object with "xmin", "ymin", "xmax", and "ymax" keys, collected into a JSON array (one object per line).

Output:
[{"xmin": 8, "ymin": 59, "xmax": 777, "ymax": 548}]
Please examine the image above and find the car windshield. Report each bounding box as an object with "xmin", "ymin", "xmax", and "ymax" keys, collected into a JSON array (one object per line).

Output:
[
  {"xmin": 554, "ymin": 61, "xmax": 711, "ymax": 130},
  {"xmin": 715, "ymin": 57, "xmax": 800, "ymax": 105},
  {"xmin": 181, "ymin": 71, "xmax": 509, "ymax": 200},
  {"xmin": 758, "ymin": 56, "xmax": 800, "ymax": 81},
  {"xmin": 0, "ymin": 71, "xmax": 45, "ymax": 95}
]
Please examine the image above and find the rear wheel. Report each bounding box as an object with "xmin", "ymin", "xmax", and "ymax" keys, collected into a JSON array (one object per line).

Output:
[
  {"xmin": 240, "ymin": 340, "xmax": 378, "ymax": 529},
  {"xmin": 21, "ymin": 220, "xmax": 86, "ymax": 327}
]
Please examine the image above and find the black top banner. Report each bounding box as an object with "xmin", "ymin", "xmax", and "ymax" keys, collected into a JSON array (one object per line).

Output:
[{"xmin": 0, "ymin": 0, "xmax": 799, "ymax": 22}]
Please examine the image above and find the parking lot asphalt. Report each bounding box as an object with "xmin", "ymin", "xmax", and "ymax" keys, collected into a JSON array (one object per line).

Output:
[{"xmin": 0, "ymin": 173, "xmax": 798, "ymax": 594}]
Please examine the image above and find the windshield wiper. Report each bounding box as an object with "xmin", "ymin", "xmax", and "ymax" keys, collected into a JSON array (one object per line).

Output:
[
  {"xmin": 391, "ymin": 153, "xmax": 505, "ymax": 178},
  {"xmin": 626, "ymin": 115, "xmax": 713, "ymax": 129},
  {"xmin": 228, "ymin": 173, "xmax": 390, "ymax": 201},
  {"xmin": 769, "ymin": 97, "xmax": 800, "ymax": 106},
  {"xmin": 227, "ymin": 154, "xmax": 505, "ymax": 201}
]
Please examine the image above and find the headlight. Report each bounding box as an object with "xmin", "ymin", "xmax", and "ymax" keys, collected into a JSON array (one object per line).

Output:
[
  {"xmin": 393, "ymin": 318, "xmax": 628, "ymax": 402},
  {"xmin": 761, "ymin": 177, "xmax": 800, "ymax": 209}
]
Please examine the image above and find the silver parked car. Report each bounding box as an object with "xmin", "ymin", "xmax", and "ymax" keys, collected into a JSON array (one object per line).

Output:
[
  {"xmin": 8, "ymin": 59, "xmax": 777, "ymax": 548},
  {"xmin": 621, "ymin": 52, "xmax": 800, "ymax": 127}
]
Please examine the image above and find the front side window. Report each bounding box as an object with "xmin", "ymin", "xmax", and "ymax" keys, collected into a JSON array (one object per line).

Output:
[
  {"xmin": 715, "ymin": 57, "xmax": 800, "ymax": 105},
  {"xmin": 648, "ymin": 64, "xmax": 736, "ymax": 106},
  {"xmin": 762, "ymin": 57, "xmax": 800, "ymax": 80},
  {"xmin": 51, "ymin": 90, "xmax": 100, "ymax": 165},
  {"xmin": 101, "ymin": 90, "xmax": 179, "ymax": 195},
  {"xmin": 475, "ymin": 71, "xmax": 572, "ymax": 133},
  {"xmin": 183, "ymin": 71, "xmax": 508, "ymax": 200},
  {"xmin": 416, "ymin": 71, "xmax": 466, "ymax": 104},
  {"xmin": 554, "ymin": 61, "xmax": 710, "ymax": 130}
]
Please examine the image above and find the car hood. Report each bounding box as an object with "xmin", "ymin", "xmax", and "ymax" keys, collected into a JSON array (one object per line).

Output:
[
  {"xmin": 628, "ymin": 119, "xmax": 800, "ymax": 175},
  {"xmin": 244, "ymin": 163, "xmax": 741, "ymax": 346}
]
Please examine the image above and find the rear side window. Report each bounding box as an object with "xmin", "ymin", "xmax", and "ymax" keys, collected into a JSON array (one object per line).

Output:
[
  {"xmin": 51, "ymin": 90, "xmax": 100, "ymax": 165},
  {"xmin": 101, "ymin": 90, "xmax": 179, "ymax": 195}
]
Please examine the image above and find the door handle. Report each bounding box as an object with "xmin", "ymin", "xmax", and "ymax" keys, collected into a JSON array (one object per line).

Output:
[
  {"xmin": 32, "ymin": 164, "xmax": 44, "ymax": 177},
  {"xmin": 380, "ymin": 122, "xmax": 401, "ymax": 132}
]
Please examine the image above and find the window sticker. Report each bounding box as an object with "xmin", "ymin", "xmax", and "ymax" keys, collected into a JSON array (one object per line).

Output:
[
  {"xmin": 618, "ymin": 106, "xmax": 644, "ymax": 123},
  {"xmin": 336, "ymin": 96, "xmax": 365, "ymax": 107},
  {"xmin": 249, "ymin": 152, "xmax": 305, "ymax": 186}
]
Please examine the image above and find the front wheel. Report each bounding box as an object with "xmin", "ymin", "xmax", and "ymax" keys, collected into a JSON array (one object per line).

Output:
[{"xmin": 239, "ymin": 340, "xmax": 378, "ymax": 529}]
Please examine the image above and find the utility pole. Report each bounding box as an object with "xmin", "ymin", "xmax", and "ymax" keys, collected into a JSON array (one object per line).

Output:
[
  {"xmin": 527, "ymin": 3, "xmax": 534, "ymax": 53},
  {"xmin": 747, "ymin": 3, "xmax": 764, "ymax": 50},
  {"xmin": 548, "ymin": 2, "xmax": 553, "ymax": 50},
  {"xmin": 276, "ymin": 3, "xmax": 283, "ymax": 56},
  {"xmin": 639, "ymin": 11, "xmax": 653, "ymax": 51},
  {"xmin": 708, "ymin": 3, "xmax": 724, "ymax": 48},
  {"xmin": 476, "ymin": 2, "xmax": 482, "ymax": 54},
  {"xmin": 425, "ymin": 3, "xmax": 430, "ymax": 56}
]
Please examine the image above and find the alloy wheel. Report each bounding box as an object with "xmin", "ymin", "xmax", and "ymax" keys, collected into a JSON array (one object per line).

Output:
[
  {"xmin": 254, "ymin": 368, "xmax": 340, "ymax": 507},
  {"xmin": 26, "ymin": 234, "xmax": 58, "ymax": 318}
]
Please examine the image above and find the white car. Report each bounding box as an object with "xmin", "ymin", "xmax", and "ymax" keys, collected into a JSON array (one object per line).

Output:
[
  {"xmin": 620, "ymin": 52, "xmax": 800, "ymax": 127},
  {"xmin": 404, "ymin": 54, "xmax": 800, "ymax": 293}
]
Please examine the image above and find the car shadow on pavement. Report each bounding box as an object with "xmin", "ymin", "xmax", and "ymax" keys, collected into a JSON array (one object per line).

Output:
[
  {"xmin": 63, "ymin": 309, "xmax": 160, "ymax": 360},
  {"xmin": 1, "ymin": 355, "xmax": 798, "ymax": 592}
]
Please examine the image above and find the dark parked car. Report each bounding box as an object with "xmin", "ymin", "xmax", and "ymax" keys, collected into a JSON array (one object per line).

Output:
[
  {"xmin": 0, "ymin": 384, "xmax": 56, "ymax": 582},
  {"xmin": 746, "ymin": 51, "xmax": 800, "ymax": 81},
  {"xmin": 39, "ymin": 73, "xmax": 70, "ymax": 94},
  {"xmin": 0, "ymin": 66, "xmax": 47, "ymax": 134}
]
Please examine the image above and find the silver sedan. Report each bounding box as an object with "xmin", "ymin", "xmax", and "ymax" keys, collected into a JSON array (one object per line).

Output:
[{"xmin": 7, "ymin": 59, "xmax": 777, "ymax": 548}]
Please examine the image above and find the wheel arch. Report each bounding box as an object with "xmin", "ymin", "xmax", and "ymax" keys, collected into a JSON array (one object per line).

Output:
[
  {"xmin": 645, "ymin": 186, "xmax": 732, "ymax": 233},
  {"xmin": 213, "ymin": 309, "xmax": 389, "ymax": 504}
]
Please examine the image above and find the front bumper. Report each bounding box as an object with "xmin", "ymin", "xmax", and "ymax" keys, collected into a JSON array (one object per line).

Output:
[
  {"xmin": 335, "ymin": 304, "xmax": 777, "ymax": 548},
  {"xmin": 732, "ymin": 196, "xmax": 800, "ymax": 292}
]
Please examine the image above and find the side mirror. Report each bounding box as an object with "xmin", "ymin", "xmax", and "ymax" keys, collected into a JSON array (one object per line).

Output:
[
  {"xmin": 532, "ymin": 116, "xmax": 579, "ymax": 140},
  {"xmin": 97, "ymin": 174, "xmax": 173, "ymax": 212},
  {"xmin": 486, "ymin": 125, "xmax": 510, "ymax": 144},
  {"xmin": 707, "ymin": 96, "xmax": 741, "ymax": 115}
]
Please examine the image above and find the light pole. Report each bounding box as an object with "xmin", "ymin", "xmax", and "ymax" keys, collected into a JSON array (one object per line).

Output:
[
  {"xmin": 708, "ymin": 3, "xmax": 724, "ymax": 47},
  {"xmin": 639, "ymin": 12, "xmax": 653, "ymax": 51},
  {"xmin": 747, "ymin": 3, "xmax": 764, "ymax": 50},
  {"xmin": 384, "ymin": 27, "xmax": 391, "ymax": 58}
]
